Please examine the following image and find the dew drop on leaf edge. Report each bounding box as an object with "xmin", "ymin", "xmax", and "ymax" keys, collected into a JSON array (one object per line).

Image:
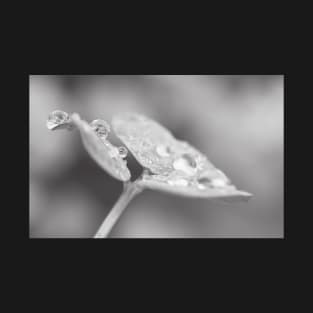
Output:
[
  {"xmin": 90, "ymin": 119, "xmax": 111, "ymax": 139},
  {"xmin": 47, "ymin": 110, "xmax": 70, "ymax": 129},
  {"xmin": 118, "ymin": 146, "xmax": 128, "ymax": 158}
]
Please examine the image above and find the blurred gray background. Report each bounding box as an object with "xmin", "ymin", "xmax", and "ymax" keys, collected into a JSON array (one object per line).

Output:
[{"xmin": 29, "ymin": 75, "xmax": 284, "ymax": 238}]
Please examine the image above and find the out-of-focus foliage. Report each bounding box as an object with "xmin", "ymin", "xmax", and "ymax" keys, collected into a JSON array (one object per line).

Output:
[{"xmin": 29, "ymin": 75, "xmax": 284, "ymax": 238}]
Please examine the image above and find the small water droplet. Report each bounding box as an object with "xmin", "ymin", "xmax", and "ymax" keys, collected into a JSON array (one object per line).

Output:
[
  {"xmin": 168, "ymin": 178, "xmax": 189, "ymax": 187},
  {"xmin": 198, "ymin": 184, "xmax": 207, "ymax": 190},
  {"xmin": 197, "ymin": 176, "xmax": 228, "ymax": 189},
  {"xmin": 47, "ymin": 110, "xmax": 69, "ymax": 130},
  {"xmin": 197, "ymin": 177, "xmax": 212, "ymax": 189},
  {"xmin": 173, "ymin": 154, "xmax": 197, "ymax": 175},
  {"xmin": 182, "ymin": 154, "xmax": 197, "ymax": 167},
  {"xmin": 211, "ymin": 178, "xmax": 227, "ymax": 188},
  {"xmin": 198, "ymin": 177, "xmax": 211, "ymax": 185},
  {"xmin": 90, "ymin": 119, "xmax": 110, "ymax": 139},
  {"xmin": 156, "ymin": 144, "xmax": 171, "ymax": 157},
  {"xmin": 118, "ymin": 146, "xmax": 128, "ymax": 158}
]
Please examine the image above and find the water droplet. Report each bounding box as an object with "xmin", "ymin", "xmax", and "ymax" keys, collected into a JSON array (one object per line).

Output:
[
  {"xmin": 47, "ymin": 110, "xmax": 69, "ymax": 130},
  {"xmin": 211, "ymin": 178, "xmax": 227, "ymax": 188},
  {"xmin": 118, "ymin": 146, "xmax": 128, "ymax": 158},
  {"xmin": 198, "ymin": 184, "xmax": 207, "ymax": 190},
  {"xmin": 168, "ymin": 178, "xmax": 189, "ymax": 187},
  {"xmin": 90, "ymin": 119, "xmax": 110, "ymax": 139},
  {"xmin": 182, "ymin": 154, "xmax": 197, "ymax": 167},
  {"xmin": 198, "ymin": 177, "xmax": 211, "ymax": 184},
  {"xmin": 197, "ymin": 176, "xmax": 228, "ymax": 189},
  {"xmin": 197, "ymin": 177, "xmax": 212, "ymax": 189},
  {"xmin": 156, "ymin": 144, "xmax": 171, "ymax": 157},
  {"xmin": 173, "ymin": 154, "xmax": 197, "ymax": 175}
]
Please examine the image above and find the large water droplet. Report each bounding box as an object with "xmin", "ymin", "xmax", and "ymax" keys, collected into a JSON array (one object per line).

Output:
[
  {"xmin": 118, "ymin": 146, "xmax": 128, "ymax": 158},
  {"xmin": 90, "ymin": 119, "xmax": 110, "ymax": 139},
  {"xmin": 47, "ymin": 110, "xmax": 70, "ymax": 130},
  {"xmin": 156, "ymin": 144, "xmax": 171, "ymax": 157},
  {"xmin": 173, "ymin": 154, "xmax": 197, "ymax": 175}
]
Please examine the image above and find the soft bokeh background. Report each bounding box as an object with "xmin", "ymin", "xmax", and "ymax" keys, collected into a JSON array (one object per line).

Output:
[{"xmin": 29, "ymin": 75, "xmax": 284, "ymax": 238}]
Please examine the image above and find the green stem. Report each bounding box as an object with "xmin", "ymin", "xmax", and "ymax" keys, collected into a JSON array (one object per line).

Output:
[{"xmin": 94, "ymin": 180, "xmax": 143, "ymax": 238}]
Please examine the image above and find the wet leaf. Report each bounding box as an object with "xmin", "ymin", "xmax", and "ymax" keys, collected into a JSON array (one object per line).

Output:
[
  {"xmin": 112, "ymin": 113, "xmax": 252, "ymax": 200},
  {"xmin": 71, "ymin": 113, "xmax": 131, "ymax": 182},
  {"xmin": 137, "ymin": 171, "xmax": 252, "ymax": 200}
]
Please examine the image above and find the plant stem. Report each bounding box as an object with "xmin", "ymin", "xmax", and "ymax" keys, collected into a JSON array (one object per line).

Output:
[{"xmin": 94, "ymin": 180, "xmax": 143, "ymax": 238}]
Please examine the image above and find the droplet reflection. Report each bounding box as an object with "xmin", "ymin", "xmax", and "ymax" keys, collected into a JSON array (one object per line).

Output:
[
  {"xmin": 173, "ymin": 154, "xmax": 197, "ymax": 175},
  {"xmin": 156, "ymin": 144, "xmax": 171, "ymax": 157},
  {"xmin": 47, "ymin": 110, "xmax": 70, "ymax": 130},
  {"xmin": 118, "ymin": 146, "xmax": 128, "ymax": 158},
  {"xmin": 90, "ymin": 119, "xmax": 111, "ymax": 139}
]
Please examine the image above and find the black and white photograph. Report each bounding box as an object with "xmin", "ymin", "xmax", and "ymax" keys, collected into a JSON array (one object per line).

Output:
[{"xmin": 29, "ymin": 75, "xmax": 284, "ymax": 238}]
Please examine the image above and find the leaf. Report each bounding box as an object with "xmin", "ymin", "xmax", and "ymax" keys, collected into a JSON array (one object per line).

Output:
[
  {"xmin": 71, "ymin": 113, "xmax": 131, "ymax": 182},
  {"xmin": 136, "ymin": 171, "xmax": 252, "ymax": 200},
  {"xmin": 112, "ymin": 113, "xmax": 252, "ymax": 200}
]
